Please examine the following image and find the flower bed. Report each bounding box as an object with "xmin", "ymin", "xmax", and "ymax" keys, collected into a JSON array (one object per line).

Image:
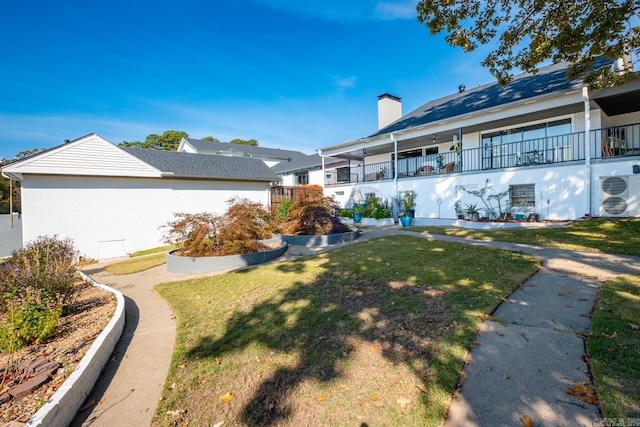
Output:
[{"xmin": 166, "ymin": 238, "xmax": 288, "ymax": 274}]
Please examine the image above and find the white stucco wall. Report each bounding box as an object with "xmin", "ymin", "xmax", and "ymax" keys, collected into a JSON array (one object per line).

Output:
[
  {"xmin": 20, "ymin": 175, "xmax": 271, "ymax": 260},
  {"xmin": 0, "ymin": 213, "xmax": 22, "ymax": 257},
  {"xmin": 325, "ymin": 158, "xmax": 640, "ymax": 221}
]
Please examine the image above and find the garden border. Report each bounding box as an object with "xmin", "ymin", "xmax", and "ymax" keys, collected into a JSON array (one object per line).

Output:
[
  {"xmin": 27, "ymin": 273, "xmax": 125, "ymax": 427},
  {"xmin": 280, "ymin": 230, "xmax": 361, "ymax": 247}
]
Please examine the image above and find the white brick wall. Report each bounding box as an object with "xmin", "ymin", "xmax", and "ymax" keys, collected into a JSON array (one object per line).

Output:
[{"xmin": 21, "ymin": 175, "xmax": 270, "ymax": 260}]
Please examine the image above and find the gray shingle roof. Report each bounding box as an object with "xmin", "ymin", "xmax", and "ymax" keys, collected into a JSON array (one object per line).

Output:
[
  {"xmin": 370, "ymin": 57, "xmax": 614, "ymax": 137},
  {"xmin": 122, "ymin": 147, "xmax": 279, "ymax": 181},
  {"xmin": 183, "ymin": 139, "xmax": 308, "ymax": 161},
  {"xmin": 271, "ymin": 154, "xmax": 344, "ymax": 174}
]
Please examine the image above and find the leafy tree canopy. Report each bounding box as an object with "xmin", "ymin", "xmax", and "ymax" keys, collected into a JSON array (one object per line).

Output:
[
  {"xmin": 120, "ymin": 130, "xmax": 189, "ymax": 151},
  {"xmin": 201, "ymin": 136, "xmax": 220, "ymax": 142},
  {"xmin": 15, "ymin": 148, "xmax": 47, "ymax": 160},
  {"xmin": 417, "ymin": 0, "xmax": 640, "ymax": 88},
  {"xmin": 229, "ymin": 138, "xmax": 259, "ymax": 147}
]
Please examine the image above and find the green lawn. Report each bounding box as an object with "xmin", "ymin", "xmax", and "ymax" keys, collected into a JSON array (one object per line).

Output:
[
  {"xmin": 587, "ymin": 274, "xmax": 640, "ymax": 419},
  {"xmin": 409, "ymin": 218, "xmax": 640, "ymax": 256},
  {"xmin": 154, "ymin": 235, "xmax": 539, "ymax": 426},
  {"xmin": 101, "ymin": 244, "xmax": 177, "ymax": 275},
  {"xmin": 406, "ymin": 218, "xmax": 640, "ymax": 420}
]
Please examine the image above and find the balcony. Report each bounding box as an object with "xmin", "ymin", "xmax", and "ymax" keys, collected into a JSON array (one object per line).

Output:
[{"xmin": 324, "ymin": 123, "xmax": 640, "ymax": 186}]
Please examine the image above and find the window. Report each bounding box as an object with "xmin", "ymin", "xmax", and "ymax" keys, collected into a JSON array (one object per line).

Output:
[
  {"xmin": 482, "ymin": 119, "xmax": 572, "ymax": 168},
  {"xmin": 295, "ymin": 171, "xmax": 309, "ymax": 185},
  {"xmin": 509, "ymin": 184, "xmax": 535, "ymax": 208},
  {"xmin": 336, "ymin": 167, "xmax": 350, "ymax": 182}
]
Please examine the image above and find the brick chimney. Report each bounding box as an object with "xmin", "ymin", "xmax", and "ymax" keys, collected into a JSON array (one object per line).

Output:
[{"xmin": 377, "ymin": 93, "xmax": 402, "ymax": 130}]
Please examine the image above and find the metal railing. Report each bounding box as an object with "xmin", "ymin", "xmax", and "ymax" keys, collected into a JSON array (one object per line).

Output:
[{"xmin": 324, "ymin": 123, "xmax": 640, "ymax": 185}]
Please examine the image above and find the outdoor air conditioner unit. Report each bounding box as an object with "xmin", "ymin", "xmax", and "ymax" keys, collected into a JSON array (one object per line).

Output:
[{"xmin": 599, "ymin": 175, "xmax": 640, "ymax": 217}]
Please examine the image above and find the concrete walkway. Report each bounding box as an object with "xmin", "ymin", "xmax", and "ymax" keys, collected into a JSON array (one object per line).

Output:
[{"xmin": 70, "ymin": 227, "xmax": 640, "ymax": 426}]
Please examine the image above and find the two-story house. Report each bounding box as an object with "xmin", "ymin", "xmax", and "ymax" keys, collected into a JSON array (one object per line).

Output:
[{"xmin": 318, "ymin": 58, "xmax": 640, "ymax": 221}]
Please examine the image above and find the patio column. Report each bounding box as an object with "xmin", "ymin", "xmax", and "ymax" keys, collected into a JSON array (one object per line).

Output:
[{"xmin": 583, "ymin": 86, "xmax": 593, "ymax": 216}]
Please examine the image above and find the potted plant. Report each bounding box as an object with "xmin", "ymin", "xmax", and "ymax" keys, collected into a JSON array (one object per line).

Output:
[
  {"xmin": 465, "ymin": 203, "xmax": 480, "ymax": 221},
  {"xmin": 402, "ymin": 191, "xmax": 417, "ymax": 218},
  {"xmin": 454, "ymin": 200, "xmax": 464, "ymax": 219},
  {"xmin": 352, "ymin": 204, "xmax": 363, "ymax": 224}
]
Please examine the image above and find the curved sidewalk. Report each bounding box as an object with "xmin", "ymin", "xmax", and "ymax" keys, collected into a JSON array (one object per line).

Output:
[{"xmin": 70, "ymin": 228, "xmax": 640, "ymax": 426}]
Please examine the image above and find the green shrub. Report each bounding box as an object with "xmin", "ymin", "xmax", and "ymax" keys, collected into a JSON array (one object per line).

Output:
[
  {"xmin": 277, "ymin": 199, "xmax": 293, "ymax": 220},
  {"xmin": 0, "ymin": 236, "xmax": 77, "ymax": 351},
  {"xmin": 0, "ymin": 236, "xmax": 79, "ymax": 314},
  {"xmin": 0, "ymin": 295, "xmax": 61, "ymax": 352},
  {"xmin": 339, "ymin": 208, "xmax": 354, "ymax": 218}
]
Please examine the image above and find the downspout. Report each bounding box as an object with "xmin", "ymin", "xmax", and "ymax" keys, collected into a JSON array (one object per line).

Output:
[
  {"xmin": 583, "ymin": 86, "xmax": 592, "ymax": 217},
  {"xmin": 318, "ymin": 150, "xmax": 326, "ymax": 187}
]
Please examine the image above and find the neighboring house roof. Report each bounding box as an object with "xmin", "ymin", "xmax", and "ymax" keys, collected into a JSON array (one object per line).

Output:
[
  {"xmin": 369, "ymin": 57, "xmax": 615, "ymax": 138},
  {"xmin": 1, "ymin": 133, "xmax": 278, "ymax": 182},
  {"xmin": 271, "ymin": 154, "xmax": 345, "ymax": 174},
  {"xmin": 179, "ymin": 138, "xmax": 308, "ymax": 163},
  {"xmin": 123, "ymin": 147, "xmax": 278, "ymax": 181}
]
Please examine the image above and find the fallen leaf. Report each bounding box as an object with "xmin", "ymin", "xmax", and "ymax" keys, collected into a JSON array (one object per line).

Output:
[
  {"xmin": 602, "ymin": 331, "xmax": 618, "ymax": 339},
  {"xmin": 167, "ymin": 409, "xmax": 186, "ymax": 417},
  {"xmin": 178, "ymin": 364, "xmax": 186, "ymax": 369},
  {"xmin": 372, "ymin": 395, "xmax": 381, "ymax": 401},
  {"xmin": 316, "ymin": 395, "xmax": 326, "ymax": 402},
  {"xmin": 629, "ymin": 323, "xmax": 639, "ymax": 330},
  {"xmin": 372, "ymin": 343, "xmax": 382, "ymax": 351},
  {"xmin": 495, "ymin": 330, "xmax": 504, "ymax": 336},
  {"xmin": 215, "ymin": 357, "xmax": 222, "ymax": 364},
  {"xmin": 503, "ymin": 373, "xmax": 510, "ymax": 380},
  {"xmin": 219, "ymin": 393, "xmax": 234, "ymax": 403},
  {"xmin": 521, "ymin": 416, "xmax": 533, "ymax": 427},
  {"xmin": 357, "ymin": 400, "xmax": 364, "ymax": 407},
  {"xmin": 564, "ymin": 383, "xmax": 599, "ymax": 406},
  {"xmin": 199, "ymin": 379, "xmax": 207, "ymax": 385}
]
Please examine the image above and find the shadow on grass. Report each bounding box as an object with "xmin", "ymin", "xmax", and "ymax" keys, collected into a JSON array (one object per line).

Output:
[{"xmin": 181, "ymin": 236, "xmax": 536, "ymax": 425}]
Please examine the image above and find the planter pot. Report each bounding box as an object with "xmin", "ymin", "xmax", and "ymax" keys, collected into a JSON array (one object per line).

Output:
[
  {"xmin": 404, "ymin": 209, "xmax": 415, "ymax": 218},
  {"xmin": 400, "ymin": 216, "xmax": 413, "ymax": 227},
  {"xmin": 281, "ymin": 230, "xmax": 361, "ymax": 247},
  {"xmin": 352, "ymin": 213, "xmax": 362, "ymax": 223},
  {"xmin": 469, "ymin": 213, "xmax": 480, "ymax": 222},
  {"xmin": 166, "ymin": 239, "xmax": 288, "ymax": 274}
]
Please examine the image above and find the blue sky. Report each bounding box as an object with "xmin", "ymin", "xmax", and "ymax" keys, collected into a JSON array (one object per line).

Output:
[{"xmin": 0, "ymin": 0, "xmax": 495, "ymax": 160}]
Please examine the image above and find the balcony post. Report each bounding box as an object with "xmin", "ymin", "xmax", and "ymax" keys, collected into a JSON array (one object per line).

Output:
[{"xmin": 583, "ymin": 86, "xmax": 593, "ymax": 216}]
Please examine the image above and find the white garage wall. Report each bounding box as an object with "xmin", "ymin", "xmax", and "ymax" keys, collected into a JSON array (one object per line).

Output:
[{"xmin": 21, "ymin": 175, "xmax": 270, "ymax": 260}]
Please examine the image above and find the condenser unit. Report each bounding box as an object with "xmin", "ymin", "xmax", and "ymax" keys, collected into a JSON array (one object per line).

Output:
[{"xmin": 599, "ymin": 175, "xmax": 640, "ymax": 217}]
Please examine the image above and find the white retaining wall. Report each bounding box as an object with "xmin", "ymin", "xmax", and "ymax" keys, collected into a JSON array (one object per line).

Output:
[{"xmin": 0, "ymin": 213, "xmax": 22, "ymax": 257}]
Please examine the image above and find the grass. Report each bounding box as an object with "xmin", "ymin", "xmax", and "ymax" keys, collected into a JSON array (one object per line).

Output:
[
  {"xmin": 104, "ymin": 252, "xmax": 169, "ymax": 275},
  {"xmin": 130, "ymin": 244, "xmax": 177, "ymax": 257},
  {"xmin": 587, "ymin": 274, "xmax": 640, "ymax": 419},
  {"xmin": 408, "ymin": 218, "xmax": 640, "ymax": 256},
  {"xmin": 153, "ymin": 235, "xmax": 540, "ymax": 426}
]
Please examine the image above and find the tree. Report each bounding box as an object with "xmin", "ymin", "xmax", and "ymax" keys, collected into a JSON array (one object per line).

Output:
[
  {"xmin": 200, "ymin": 136, "xmax": 220, "ymax": 142},
  {"xmin": 0, "ymin": 158, "xmax": 21, "ymax": 214},
  {"xmin": 120, "ymin": 130, "xmax": 189, "ymax": 151},
  {"xmin": 416, "ymin": 0, "xmax": 640, "ymax": 88},
  {"xmin": 230, "ymin": 138, "xmax": 259, "ymax": 147}
]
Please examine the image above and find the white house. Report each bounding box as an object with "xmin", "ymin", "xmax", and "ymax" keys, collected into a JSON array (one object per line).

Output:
[
  {"xmin": 1, "ymin": 134, "xmax": 278, "ymax": 260},
  {"xmin": 318, "ymin": 58, "xmax": 640, "ymax": 220}
]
